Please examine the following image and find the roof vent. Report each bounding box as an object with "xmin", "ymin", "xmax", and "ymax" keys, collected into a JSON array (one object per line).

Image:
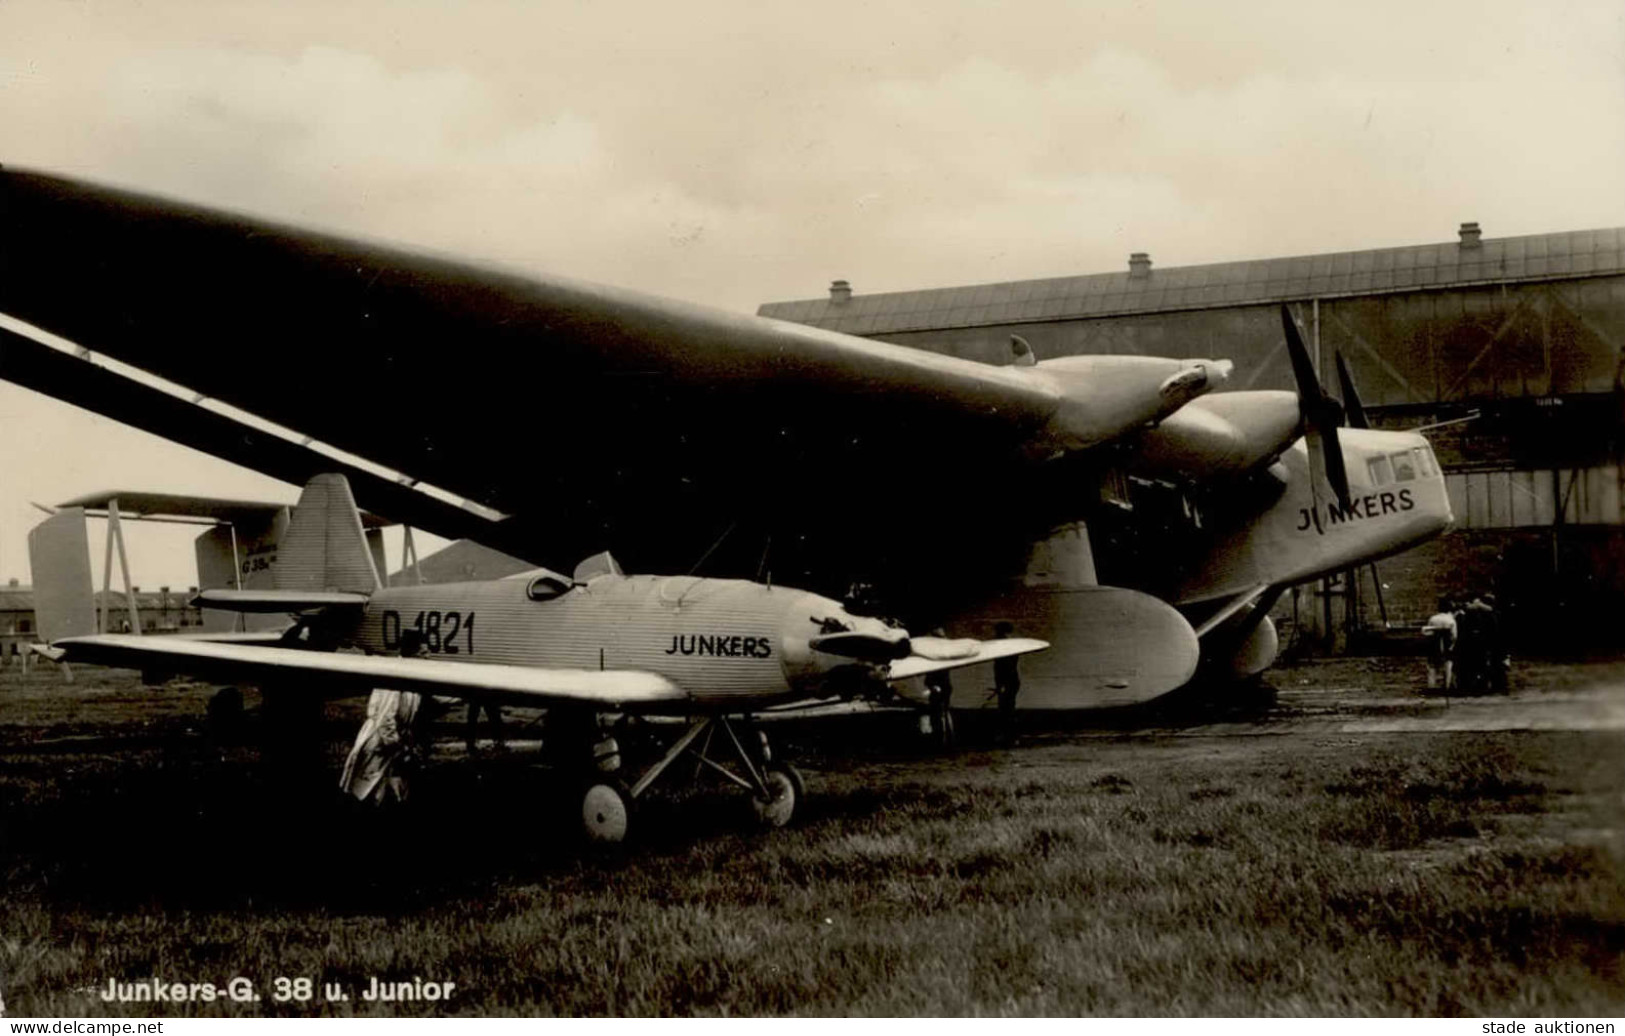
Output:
[
  {"xmin": 1128, "ymin": 252, "xmax": 1152, "ymax": 279},
  {"xmin": 1458, "ymin": 222, "xmax": 1482, "ymax": 249},
  {"xmin": 829, "ymin": 279, "xmax": 852, "ymax": 303}
]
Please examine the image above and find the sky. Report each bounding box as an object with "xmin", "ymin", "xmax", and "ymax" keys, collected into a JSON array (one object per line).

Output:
[{"xmin": 1, "ymin": 0, "xmax": 1622, "ymax": 588}]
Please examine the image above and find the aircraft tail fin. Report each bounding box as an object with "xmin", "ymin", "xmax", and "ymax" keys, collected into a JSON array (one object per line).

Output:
[
  {"xmin": 274, "ymin": 475, "xmax": 382, "ymax": 595},
  {"xmin": 27, "ymin": 506, "xmax": 99, "ymax": 643}
]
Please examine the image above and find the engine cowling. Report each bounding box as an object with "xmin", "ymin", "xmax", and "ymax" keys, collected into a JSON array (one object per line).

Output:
[{"xmin": 1024, "ymin": 356, "xmax": 1233, "ymax": 453}]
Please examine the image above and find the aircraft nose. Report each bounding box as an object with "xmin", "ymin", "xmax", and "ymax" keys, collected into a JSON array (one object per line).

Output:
[
  {"xmin": 808, "ymin": 627, "xmax": 911, "ymax": 662},
  {"xmin": 800, "ymin": 608, "xmax": 911, "ymax": 664}
]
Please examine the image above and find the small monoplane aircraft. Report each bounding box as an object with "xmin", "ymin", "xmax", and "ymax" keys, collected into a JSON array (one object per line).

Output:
[{"xmin": 37, "ymin": 474, "xmax": 1046, "ymax": 842}]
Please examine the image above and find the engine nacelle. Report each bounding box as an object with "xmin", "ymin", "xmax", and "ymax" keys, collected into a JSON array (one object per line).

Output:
[
  {"xmin": 1200, "ymin": 615, "xmax": 1279, "ymax": 684},
  {"xmin": 1029, "ymin": 356, "xmax": 1232, "ymax": 452},
  {"xmin": 1134, "ymin": 390, "xmax": 1302, "ymax": 482}
]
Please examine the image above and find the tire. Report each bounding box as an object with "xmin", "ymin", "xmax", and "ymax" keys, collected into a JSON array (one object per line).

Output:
[
  {"xmin": 749, "ymin": 765, "xmax": 803, "ymax": 829},
  {"xmin": 581, "ymin": 781, "xmax": 633, "ymax": 844}
]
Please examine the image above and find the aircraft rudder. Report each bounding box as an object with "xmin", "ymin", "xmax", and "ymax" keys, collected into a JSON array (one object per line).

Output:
[
  {"xmin": 274, "ymin": 474, "xmax": 382, "ymax": 595},
  {"xmin": 27, "ymin": 507, "xmax": 98, "ymax": 642}
]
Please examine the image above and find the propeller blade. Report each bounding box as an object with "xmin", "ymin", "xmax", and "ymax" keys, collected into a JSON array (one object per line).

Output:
[
  {"xmin": 1335, "ymin": 352, "xmax": 1369, "ymax": 430},
  {"xmin": 1305, "ymin": 426, "xmax": 1328, "ymax": 508},
  {"xmin": 809, "ymin": 630, "xmax": 912, "ymax": 662},
  {"xmin": 1320, "ymin": 425, "xmax": 1351, "ymax": 512},
  {"xmin": 1279, "ymin": 305, "xmax": 1352, "ymax": 511},
  {"xmin": 1280, "ymin": 305, "xmax": 1321, "ymax": 406}
]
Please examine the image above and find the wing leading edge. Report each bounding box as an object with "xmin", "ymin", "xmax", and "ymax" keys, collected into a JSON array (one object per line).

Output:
[
  {"xmin": 51, "ymin": 634, "xmax": 686, "ymax": 710},
  {"xmin": 0, "ymin": 169, "xmax": 1226, "ymax": 545}
]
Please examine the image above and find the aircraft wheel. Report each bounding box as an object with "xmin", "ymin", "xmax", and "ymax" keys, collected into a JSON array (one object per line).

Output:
[
  {"xmin": 749, "ymin": 765, "xmax": 803, "ymax": 829},
  {"xmin": 581, "ymin": 780, "xmax": 633, "ymax": 844}
]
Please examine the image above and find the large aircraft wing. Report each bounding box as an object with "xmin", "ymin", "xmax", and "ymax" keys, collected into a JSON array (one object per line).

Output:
[
  {"xmin": 0, "ymin": 168, "xmax": 1225, "ymax": 584},
  {"xmin": 46, "ymin": 634, "xmax": 686, "ymax": 710},
  {"xmin": 0, "ymin": 322, "xmax": 507, "ymax": 549}
]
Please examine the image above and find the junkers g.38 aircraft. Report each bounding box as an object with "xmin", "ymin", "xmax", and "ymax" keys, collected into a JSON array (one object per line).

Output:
[
  {"xmin": 0, "ymin": 168, "xmax": 1452, "ymax": 713},
  {"xmin": 39, "ymin": 474, "xmax": 1046, "ymax": 842}
]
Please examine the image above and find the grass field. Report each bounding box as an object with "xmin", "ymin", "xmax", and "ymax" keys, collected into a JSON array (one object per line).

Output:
[{"xmin": 1, "ymin": 661, "xmax": 1622, "ymax": 1016}]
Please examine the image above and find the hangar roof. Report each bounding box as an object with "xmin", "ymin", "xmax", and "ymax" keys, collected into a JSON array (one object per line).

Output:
[{"xmin": 757, "ymin": 227, "xmax": 1625, "ymax": 336}]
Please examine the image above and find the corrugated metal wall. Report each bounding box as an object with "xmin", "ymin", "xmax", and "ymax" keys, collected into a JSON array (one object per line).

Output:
[
  {"xmin": 875, "ymin": 275, "xmax": 1625, "ymax": 408},
  {"xmin": 1443, "ymin": 466, "xmax": 1622, "ymax": 529}
]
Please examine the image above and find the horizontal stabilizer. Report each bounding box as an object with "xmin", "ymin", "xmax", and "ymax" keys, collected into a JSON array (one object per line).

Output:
[
  {"xmin": 887, "ymin": 637, "xmax": 1048, "ymax": 681},
  {"xmin": 194, "ymin": 589, "xmax": 370, "ymax": 612},
  {"xmin": 51, "ymin": 635, "xmax": 687, "ymax": 710}
]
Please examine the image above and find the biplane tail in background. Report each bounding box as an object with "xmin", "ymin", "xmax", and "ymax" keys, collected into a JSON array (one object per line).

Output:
[
  {"xmin": 27, "ymin": 507, "xmax": 98, "ymax": 644},
  {"xmin": 192, "ymin": 473, "xmax": 381, "ymax": 614}
]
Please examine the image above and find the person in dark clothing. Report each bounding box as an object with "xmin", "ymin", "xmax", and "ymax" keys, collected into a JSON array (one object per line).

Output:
[
  {"xmin": 1456, "ymin": 594, "xmax": 1506, "ymax": 694},
  {"xmin": 921, "ymin": 628, "xmax": 955, "ymax": 748},
  {"xmin": 993, "ymin": 621, "xmax": 1022, "ymax": 743},
  {"xmin": 1471, "ymin": 594, "xmax": 1509, "ymax": 692}
]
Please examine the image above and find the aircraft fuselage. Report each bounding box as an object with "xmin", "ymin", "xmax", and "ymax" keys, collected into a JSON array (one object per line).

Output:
[
  {"xmin": 1176, "ymin": 427, "xmax": 1453, "ymax": 603},
  {"xmin": 331, "ymin": 574, "xmax": 887, "ymax": 711}
]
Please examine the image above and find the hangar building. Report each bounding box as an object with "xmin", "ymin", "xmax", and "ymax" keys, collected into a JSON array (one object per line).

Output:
[{"xmin": 759, "ymin": 224, "xmax": 1625, "ymax": 653}]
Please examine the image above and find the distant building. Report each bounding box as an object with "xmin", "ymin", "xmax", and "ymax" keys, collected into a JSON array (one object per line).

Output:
[
  {"xmin": 0, "ymin": 579, "xmax": 202, "ymax": 660},
  {"xmin": 760, "ymin": 225, "xmax": 1625, "ymax": 651}
]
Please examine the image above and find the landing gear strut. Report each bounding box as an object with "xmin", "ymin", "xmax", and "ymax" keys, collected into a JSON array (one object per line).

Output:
[{"xmin": 578, "ymin": 715, "xmax": 802, "ymax": 845}]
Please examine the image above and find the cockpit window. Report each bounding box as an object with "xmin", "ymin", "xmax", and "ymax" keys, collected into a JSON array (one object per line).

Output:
[
  {"xmin": 1414, "ymin": 446, "xmax": 1437, "ymax": 478},
  {"xmin": 526, "ymin": 571, "xmax": 577, "ymax": 601},
  {"xmin": 1390, "ymin": 450, "xmax": 1417, "ymax": 482},
  {"xmin": 1367, "ymin": 455, "xmax": 1393, "ymax": 486}
]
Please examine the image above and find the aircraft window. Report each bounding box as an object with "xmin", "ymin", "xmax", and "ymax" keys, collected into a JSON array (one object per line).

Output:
[
  {"xmin": 526, "ymin": 571, "xmax": 576, "ymax": 601},
  {"xmin": 1367, "ymin": 455, "xmax": 1393, "ymax": 486},
  {"xmin": 1415, "ymin": 446, "xmax": 1437, "ymax": 478},
  {"xmin": 1390, "ymin": 450, "xmax": 1417, "ymax": 482}
]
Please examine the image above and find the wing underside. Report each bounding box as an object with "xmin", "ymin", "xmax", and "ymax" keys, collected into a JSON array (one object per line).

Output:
[
  {"xmin": 0, "ymin": 168, "xmax": 1227, "ymax": 593},
  {"xmin": 0, "ymin": 169, "xmax": 1058, "ymax": 519}
]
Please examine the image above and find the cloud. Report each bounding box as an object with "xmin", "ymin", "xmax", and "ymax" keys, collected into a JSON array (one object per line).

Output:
[
  {"xmin": 2, "ymin": 3, "xmax": 1621, "ymax": 308},
  {"xmin": 0, "ymin": 0, "xmax": 1621, "ymax": 583}
]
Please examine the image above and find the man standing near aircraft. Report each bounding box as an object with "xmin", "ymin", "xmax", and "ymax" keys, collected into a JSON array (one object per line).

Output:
[
  {"xmin": 340, "ymin": 629, "xmax": 428, "ymax": 804},
  {"xmin": 922, "ymin": 628, "xmax": 955, "ymax": 748},
  {"xmin": 994, "ymin": 622, "xmax": 1022, "ymax": 743},
  {"xmin": 1422, "ymin": 599, "xmax": 1458, "ymax": 691}
]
